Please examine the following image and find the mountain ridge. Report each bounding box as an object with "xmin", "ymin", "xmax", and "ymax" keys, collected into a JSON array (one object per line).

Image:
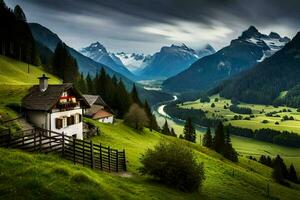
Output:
[{"xmin": 162, "ymin": 26, "xmax": 290, "ymax": 93}]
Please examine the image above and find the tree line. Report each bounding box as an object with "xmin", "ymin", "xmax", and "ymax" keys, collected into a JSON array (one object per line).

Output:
[
  {"xmin": 226, "ymin": 124, "xmax": 300, "ymax": 148},
  {"xmin": 0, "ymin": 1, "xmax": 40, "ymax": 65},
  {"xmin": 203, "ymin": 123, "xmax": 238, "ymax": 162},
  {"xmin": 250, "ymin": 155, "xmax": 299, "ymax": 186}
]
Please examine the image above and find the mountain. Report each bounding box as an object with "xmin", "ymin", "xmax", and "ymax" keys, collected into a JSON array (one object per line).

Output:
[
  {"xmin": 163, "ymin": 26, "xmax": 290, "ymax": 93},
  {"xmin": 29, "ymin": 23, "xmax": 134, "ymax": 87},
  {"xmin": 213, "ymin": 32, "xmax": 300, "ymax": 107},
  {"xmin": 80, "ymin": 42, "xmax": 137, "ymax": 80},
  {"xmin": 113, "ymin": 52, "xmax": 152, "ymax": 72},
  {"xmin": 137, "ymin": 44, "xmax": 215, "ymax": 80},
  {"xmin": 195, "ymin": 44, "xmax": 216, "ymax": 59}
]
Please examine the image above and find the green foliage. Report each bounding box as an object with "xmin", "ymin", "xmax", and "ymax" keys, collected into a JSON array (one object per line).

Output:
[
  {"xmin": 51, "ymin": 42, "xmax": 79, "ymax": 83},
  {"xmin": 200, "ymin": 94, "xmax": 210, "ymax": 103},
  {"xmin": 203, "ymin": 127, "xmax": 213, "ymax": 148},
  {"xmin": 144, "ymin": 100, "xmax": 159, "ymax": 132},
  {"xmin": 183, "ymin": 118, "xmax": 196, "ymax": 142},
  {"xmin": 272, "ymin": 155, "xmax": 290, "ymax": 186},
  {"xmin": 229, "ymin": 104, "xmax": 252, "ymax": 114},
  {"xmin": 211, "ymin": 103, "xmax": 215, "ymax": 108},
  {"xmin": 0, "ymin": 2, "xmax": 40, "ymax": 66},
  {"xmin": 124, "ymin": 104, "xmax": 149, "ymax": 131},
  {"xmin": 289, "ymin": 164, "xmax": 299, "ymax": 183},
  {"xmin": 131, "ymin": 84, "xmax": 142, "ymax": 106},
  {"xmin": 139, "ymin": 142, "xmax": 205, "ymax": 192}
]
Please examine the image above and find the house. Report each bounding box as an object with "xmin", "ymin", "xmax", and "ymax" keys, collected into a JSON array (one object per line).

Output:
[
  {"xmin": 22, "ymin": 74, "xmax": 90, "ymax": 139},
  {"xmin": 83, "ymin": 95, "xmax": 114, "ymax": 123}
]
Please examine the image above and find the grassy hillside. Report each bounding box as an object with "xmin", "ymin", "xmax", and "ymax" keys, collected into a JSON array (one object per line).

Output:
[
  {"xmin": 0, "ymin": 55, "xmax": 60, "ymax": 85},
  {"xmin": 1, "ymin": 121, "xmax": 300, "ymax": 199},
  {"xmin": 0, "ymin": 55, "xmax": 61, "ymax": 130}
]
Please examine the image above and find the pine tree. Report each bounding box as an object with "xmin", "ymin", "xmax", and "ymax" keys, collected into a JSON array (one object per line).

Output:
[
  {"xmin": 162, "ymin": 120, "xmax": 171, "ymax": 135},
  {"xmin": 213, "ymin": 122, "xmax": 225, "ymax": 153},
  {"xmin": 115, "ymin": 79, "xmax": 131, "ymax": 118},
  {"xmin": 223, "ymin": 130, "xmax": 238, "ymax": 162},
  {"xmin": 14, "ymin": 5, "xmax": 26, "ymax": 21},
  {"xmin": 144, "ymin": 100, "xmax": 159, "ymax": 132},
  {"xmin": 289, "ymin": 164, "xmax": 298, "ymax": 183},
  {"xmin": 183, "ymin": 117, "xmax": 196, "ymax": 142},
  {"xmin": 52, "ymin": 42, "xmax": 79, "ymax": 83},
  {"xmin": 76, "ymin": 73, "xmax": 87, "ymax": 94},
  {"xmin": 86, "ymin": 73, "xmax": 94, "ymax": 94},
  {"xmin": 131, "ymin": 84, "xmax": 142, "ymax": 106},
  {"xmin": 273, "ymin": 155, "xmax": 289, "ymax": 180},
  {"xmin": 203, "ymin": 127, "xmax": 213, "ymax": 148}
]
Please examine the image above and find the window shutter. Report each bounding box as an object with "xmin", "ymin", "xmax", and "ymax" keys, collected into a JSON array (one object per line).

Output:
[
  {"xmin": 71, "ymin": 115, "xmax": 75, "ymax": 124},
  {"xmin": 79, "ymin": 114, "xmax": 82, "ymax": 123},
  {"xmin": 67, "ymin": 117, "xmax": 72, "ymax": 126},
  {"xmin": 56, "ymin": 118, "xmax": 62, "ymax": 129}
]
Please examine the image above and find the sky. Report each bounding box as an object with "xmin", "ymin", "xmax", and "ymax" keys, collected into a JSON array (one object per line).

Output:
[{"xmin": 6, "ymin": 0, "xmax": 300, "ymax": 54}]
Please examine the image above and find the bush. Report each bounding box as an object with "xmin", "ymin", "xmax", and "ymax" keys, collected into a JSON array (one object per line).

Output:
[
  {"xmin": 139, "ymin": 142, "xmax": 205, "ymax": 192},
  {"xmin": 261, "ymin": 120, "xmax": 269, "ymax": 124},
  {"xmin": 211, "ymin": 103, "xmax": 215, "ymax": 108},
  {"xmin": 124, "ymin": 104, "xmax": 149, "ymax": 131}
]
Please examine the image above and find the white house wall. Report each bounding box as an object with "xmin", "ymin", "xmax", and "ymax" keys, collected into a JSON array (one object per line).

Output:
[
  {"xmin": 27, "ymin": 111, "xmax": 48, "ymax": 129},
  {"xmin": 50, "ymin": 108, "xmax": 83, "ymax": 139},
  {"xmin": 98, "ymin": 116, "xmax": 114, "ymax": 124}
]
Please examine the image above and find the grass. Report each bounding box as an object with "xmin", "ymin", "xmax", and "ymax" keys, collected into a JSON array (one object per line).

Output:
[
  {"xmin": 0, "ymin": 56, "xmax": 61, "ymax": 130},
  {"xmin": 180, "ymin": 94, "xmax": 300, "ymax": 134},
  {"xmin": 85, "ymin": 119, "xmax": 300, "ymax": 199}
]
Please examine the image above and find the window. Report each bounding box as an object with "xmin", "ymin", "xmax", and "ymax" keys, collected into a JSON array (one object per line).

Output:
[
  {"xmin": 56, "ymin": 118, "xmax": 62, "ymax": 129},
  {"xmin": 67, "ymin": 116, "xmax": 75, "ymax": 126}
]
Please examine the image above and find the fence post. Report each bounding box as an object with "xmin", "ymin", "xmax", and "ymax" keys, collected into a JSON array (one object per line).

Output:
[
  {"xmin": 49, "ymin": 130, "xmax": 52, "ymax": 150},
  {"xmin": 39, "ymin": 130, "xmax": 42, "ymax": 151},
  {"xmin": 123, "ymin": 149, "xmax": 127, "ymax": 171},
  {"xmin": 116, "ymin": 150, "xmax": 119, "ymax": 173},
  {"xmin": 100, "ymin": 144, "xmax": 103, "ymax": 170},
  {"xmin": 62, "ymin": 132, "xmax": 65, "ymax": 157},
  {"xmin": 34, "ymin": 130, "xmax": 36, "ymax": 151},
  {"xmin": 73, "ymin": 138, "xmax": 76, "ymax": 164},
  {"xmin": 108, "ymin": 146, "xmax": 111, "ymax": 172},
  {"xmin": 83, "ymin": 140, "xmax": 85, "ymax": 166},
  {"xmin": 90, "ymin": 140, "xmax": 95, "ymax": 169}
]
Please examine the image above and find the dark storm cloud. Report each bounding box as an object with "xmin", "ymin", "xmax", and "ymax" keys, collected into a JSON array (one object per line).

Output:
[
  {"xmin": 22, "ymin": 0, "xmax": 300, "ymax": 26},
  {"xmin": 6, "ymin": 0, "xmax": 300, "ymax": 53}
]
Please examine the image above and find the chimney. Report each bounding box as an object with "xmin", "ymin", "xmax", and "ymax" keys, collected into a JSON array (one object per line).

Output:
[{"xmin": 38, "ymin": 74, "xmax": 49, "ymax": 92}]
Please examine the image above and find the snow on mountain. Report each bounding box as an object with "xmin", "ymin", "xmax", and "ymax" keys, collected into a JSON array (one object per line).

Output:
[
  {"xmin": 113, "ymin": 52, "xmax": 152, "ymax": 72},
  {"xmin": 240, "ymin": 27, "xmax": 290, "ymax": 62},
  {"xmin": 80, "ymin": 42, "xmax": 137, "ymax": 80},
  {"xmin": 137, "ymin": 43, "xmax": 215, "ymax": 80}
]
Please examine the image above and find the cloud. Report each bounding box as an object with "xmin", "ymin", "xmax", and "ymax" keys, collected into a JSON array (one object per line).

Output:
[{"xmin": 6, "ymin": 0, "xmax": 300, "ymax": 53}]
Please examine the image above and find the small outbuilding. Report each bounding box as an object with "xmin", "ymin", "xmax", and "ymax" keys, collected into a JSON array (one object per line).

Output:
[{"xmin": 83, "ymin": 95, "xmax": 114, "ymax": 124}]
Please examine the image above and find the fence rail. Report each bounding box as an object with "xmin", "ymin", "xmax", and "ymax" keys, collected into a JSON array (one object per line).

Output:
[{"xmin": 0, "ymin": 128, "xmax": 126, "ymax": 173}]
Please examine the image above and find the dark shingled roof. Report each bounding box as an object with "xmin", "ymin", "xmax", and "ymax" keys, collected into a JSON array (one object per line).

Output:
[
  {"xmin": 83, "ymin": 95, "xmax": 108, "ymax": 107},
  {"xmin": 22, "ymin": 83, "xmax": 90, "ymax": 111}
]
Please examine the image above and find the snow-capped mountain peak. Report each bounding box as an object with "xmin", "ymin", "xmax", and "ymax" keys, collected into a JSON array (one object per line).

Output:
[
  {"xmin": 237, "ymin": 26, "xmax": 290, "ymax": 62},
  {"xmin": 114, "ymin": 52, "xmax": 151, "ymax": 72}
]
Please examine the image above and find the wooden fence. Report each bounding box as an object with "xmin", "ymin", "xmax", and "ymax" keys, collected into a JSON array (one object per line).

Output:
[{"xmin": 0, "ymin": 128, "xmax": 126, "ymax": 172}]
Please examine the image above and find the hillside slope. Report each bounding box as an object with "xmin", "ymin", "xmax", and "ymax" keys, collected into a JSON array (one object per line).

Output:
[
  {"xmin": 215, "ymin": 32, "xmax": 300, "ymax": 105},
  {"xmin": 0, "ymin": 55, "xmax": 60, "ymax": 85},
  {"xmin": 1, "ymin": 120, "xmax": 299, "ymax": 200}
]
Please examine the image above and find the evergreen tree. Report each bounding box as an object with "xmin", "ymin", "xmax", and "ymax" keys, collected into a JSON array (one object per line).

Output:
[
  {"xmin": 52, "ymin": 42, "xmax": 79, "ymax": 83},
  {"xmin": 115, "ymin": 79, "xmax": 131, "ymax": 118},
  {"xmin": 14, "ymin": 5, "xmax": 26, "ymax": 21},
  {"xmin": 203, "ymin": 127, "xmax": 213, "ymax": 148},
  {"xmin": 144, "ymin": 100, "xmax": 159, "ymax": 132},
  {"xmin": 131, "ymin": 84, "xmax": 142, "ymax": 106},
  {"xmin": 273, "ymin": 161, "xmax": 285, "ymax": 184},
  {"xmin": 86, "ymin": 73, "xmax": 94, "ymax": 94},
  {"xmin": 223, "ymin": 130, "xmax": 238, "ymax": 162},
  {"xmin": 273, "ymin": 155, "xmax": 289, "ymax": 180},
  {"xmin": 289, "ymin": 164, "xmax": 298, "ymax": 183},
  {"xmin": 162, "ymin": 120, "xmax": 171, "ymax": 135},
  {"xmin": 76, "ymin": 73, "xmax": 87, "ymax": 94},
  {"xmin": 183, "ymin": 117, "xmax": 196, "ymax": 142},
  {"xmin": 213, "ymin": 122, "xmax": 225, "ymax": 153}
]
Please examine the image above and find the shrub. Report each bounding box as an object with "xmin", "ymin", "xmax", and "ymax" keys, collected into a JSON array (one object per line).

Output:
[
  {"xmin": 211, "ymin": 103, "xmax": 215, "ymax": 108},
  {"xmin": 275, "ymin": 122, "xmax": 280, "ymax": 125},
  {"xmin": 139, "ymin": 142, "xmax": 205, "ymax": 192},
  {"xmin": 261, "ymin": 120, "xmax": 269, "ymax": 124},
  {"xmin": 124, "ymin": 104, "xmax": 149, "ymax": 131},
  {"xmin": 214, "ymin": 98, "xmax": 219, "ymax": 102}
]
